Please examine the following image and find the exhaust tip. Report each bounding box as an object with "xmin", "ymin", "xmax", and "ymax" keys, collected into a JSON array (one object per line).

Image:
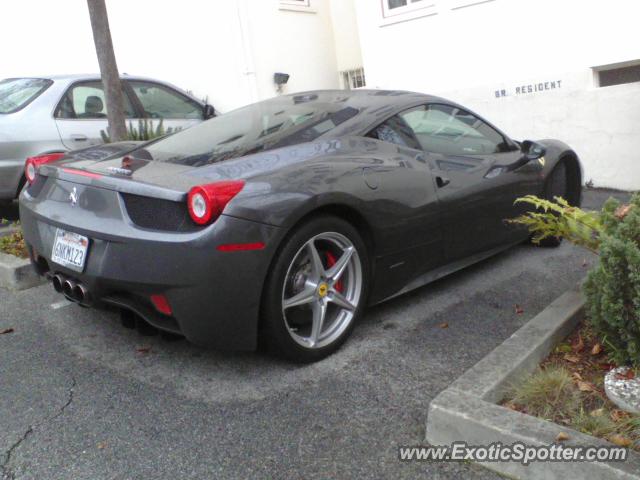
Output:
[
  {"xmin": 62, "ymin": 279, "xmax": 76, "ymax": 299},
  {"xmin": 52, "ymin": 275, "xmax": 64, "ymax": 293},
  {"xmin": 73, "ymin": 283, "xmax": 92, "ymax": 306}
]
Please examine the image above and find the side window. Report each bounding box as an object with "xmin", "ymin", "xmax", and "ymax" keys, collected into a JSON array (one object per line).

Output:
[
  {"xmin": 128, "ymin": 81, "xmax": 203, "ymax": 120},
  {"xmin": 55, "ymin": 81, "xmax": 135, "ymax": 119},
  {"xmin": 366, "ymin": 114, "xmax": 421, "ymax": 150},
  {"xmin": 400, "ymin": 104, "xmax": 510, "ymax": 156}
]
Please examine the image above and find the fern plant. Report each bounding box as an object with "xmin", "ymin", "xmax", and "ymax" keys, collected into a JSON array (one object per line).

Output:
[{"xmin": 510, "ymin": 195, "xmax": 603, "ymax": 253}]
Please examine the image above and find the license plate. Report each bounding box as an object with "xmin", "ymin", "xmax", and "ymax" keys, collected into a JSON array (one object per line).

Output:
[{"xmin": 51, "ymin": 229, "xmax": 89, "ymax": 272}]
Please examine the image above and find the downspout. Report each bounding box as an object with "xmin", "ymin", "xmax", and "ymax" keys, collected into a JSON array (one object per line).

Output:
[{"xmin": 236, "ymin": 0, "xmax": 259, "ymax": 103}]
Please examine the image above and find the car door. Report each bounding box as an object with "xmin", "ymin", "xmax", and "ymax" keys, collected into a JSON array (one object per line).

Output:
[
  {"xmin": 54, "ymin": 80, "xmax": 137, "ymax": 149},
  {"xmin": 365, "ymin": 114, "xmax": 445, "ymax": 299},
  {"xmin": 398, "ymin": 104, "xmax": 538, "ymax": 262},
  {"xmin": 125, "ymin": 80, "xmax": 204, "ymax": 134}
]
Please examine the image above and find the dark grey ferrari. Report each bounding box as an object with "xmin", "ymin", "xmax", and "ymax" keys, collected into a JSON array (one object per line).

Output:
[{"xmin": 19, "ymin": 90, "xmax": 582, "ymax": 362}]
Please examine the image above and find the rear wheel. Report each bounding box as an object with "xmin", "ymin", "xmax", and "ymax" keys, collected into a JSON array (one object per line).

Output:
[
  {"xmin": 537, "ymin": 161, "xmax": 567, "ymax": 247},
  {"xmin": 262, "ymin": 216, "xmax": 369, "ymax": 362}
]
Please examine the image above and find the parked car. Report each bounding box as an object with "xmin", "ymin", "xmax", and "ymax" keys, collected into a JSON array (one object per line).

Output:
[
  {"xmin": 0, "ymin": 74, "xmax": 216, "ymax": 201},
  {"xmin": 19, "ymin": 90, "xmax": 582, "ymax": 362}
]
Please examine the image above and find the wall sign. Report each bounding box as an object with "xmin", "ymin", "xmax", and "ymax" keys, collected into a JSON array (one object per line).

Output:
[{"xmin": 494, "ymin": 80, "xmax": 563, "ymax": 98}]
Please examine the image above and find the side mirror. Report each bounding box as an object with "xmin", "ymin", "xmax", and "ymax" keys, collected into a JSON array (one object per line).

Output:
[
  {"xmin": 203, "ymin": 104, "xmax": 216, "ymax": 119},
  {"xmin": 521, "ymin": 140, "xmax": 546, "ymax": 161}
]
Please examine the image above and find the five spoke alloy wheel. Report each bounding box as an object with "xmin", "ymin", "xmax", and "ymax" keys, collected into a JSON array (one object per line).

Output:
[
  {"xmin": 262, "ymin": 215, "xmax": 368, "ymax": 362},
  {"xmin": 282, "ymin": 232, "xmax": 363, "ymax": 349}
]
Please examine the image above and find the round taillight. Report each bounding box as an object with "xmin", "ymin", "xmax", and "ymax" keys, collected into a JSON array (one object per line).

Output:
[
  {"xmin": 25, "ymin": 160, "xmax": 37, "ymax": 184},
  {"xmin": 188, "ymin": 188, "xmax": 212, "ymax": 225},
  {"xmin": 187, "ymin": 181, "xmax": 245, "ymax": 226}
]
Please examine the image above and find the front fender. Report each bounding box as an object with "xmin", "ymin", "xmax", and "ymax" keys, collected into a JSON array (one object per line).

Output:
[{"xmin": 537, "ymin": 139, "xmax": 583, "ymax": 205}]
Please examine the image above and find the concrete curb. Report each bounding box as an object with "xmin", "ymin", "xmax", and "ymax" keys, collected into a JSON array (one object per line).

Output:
[
  {"xmin": 425, "ymin": 285, "xmax": 640, "ymax": 479},
  {"xmin": 0, "ymin": 252, "xmax": 45, "ymax": 291}
]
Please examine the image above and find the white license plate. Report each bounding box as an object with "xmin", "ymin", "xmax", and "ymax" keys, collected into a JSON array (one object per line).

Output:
[{"xmin": 51, "ymin": 229, "xmax": 89, "ymax": 272}]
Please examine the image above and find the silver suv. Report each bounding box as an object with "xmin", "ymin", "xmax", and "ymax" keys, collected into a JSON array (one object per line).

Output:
[{"xmin": 0, "ymin": 74, "xmax": 215, "ymax": 201}]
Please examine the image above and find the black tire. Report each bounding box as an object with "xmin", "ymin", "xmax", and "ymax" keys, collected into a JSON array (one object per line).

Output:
[
  {"xmin": 261, "ymin": 215, "xmax": 369, "ymax": 363},
  {"xmin": 536, "ymin": 161, "xmax": 567, "ymax": 248}
]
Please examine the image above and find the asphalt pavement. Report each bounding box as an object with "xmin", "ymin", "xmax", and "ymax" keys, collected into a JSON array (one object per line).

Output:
[{"xmin": 0, "ymin": 189, "xmax": 631, "ymax": 479}]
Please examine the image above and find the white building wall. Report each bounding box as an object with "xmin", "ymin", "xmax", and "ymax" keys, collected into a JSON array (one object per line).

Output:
[
  {"xmin": 329, "ymin": 0, "xmax": 364, "ymax": 72},
  {"xmin": 0, "ymin": 0, "xmax": 343, "ymax": 113},
  {"xmin": 354, "ymin": 0, "xmax": 640, "ymax": 190},
  {"xmin": 244, "ymin": 0, "xmax": 340, "ymax": 101}
]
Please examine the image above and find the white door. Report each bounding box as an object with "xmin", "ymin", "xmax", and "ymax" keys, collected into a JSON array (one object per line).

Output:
[{"xmin": 54, "ymin": 80, "xmax": 137, "ymax": 150}]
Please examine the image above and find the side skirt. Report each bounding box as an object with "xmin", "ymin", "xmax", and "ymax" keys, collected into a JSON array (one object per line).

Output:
[{"xmin": 372, "ymin": 241, "xmax": 521, "ymax": 305}]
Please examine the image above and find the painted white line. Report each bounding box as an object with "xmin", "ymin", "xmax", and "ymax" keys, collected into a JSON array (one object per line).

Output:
[{"xmin": 51, "ymin": 300, "xmax": 73, "ymax": 310}]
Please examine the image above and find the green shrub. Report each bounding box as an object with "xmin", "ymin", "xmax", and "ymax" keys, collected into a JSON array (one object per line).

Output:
[
  {"xmin": 584, "ymin": 194, "xmax": 640, "ymax": 366},
  {"xmin": 512, "ymin": 193, "xmax": 640, "ymax": 366}
]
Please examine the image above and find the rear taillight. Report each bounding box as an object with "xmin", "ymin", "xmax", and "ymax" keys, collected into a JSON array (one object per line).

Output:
[
  {"xmin": 25, "ymin": 153, "xmax": 65, "ymax": 184},
  {"xmin": 187, "ymin": 180, "xmax": 245, "ymax": 225}
]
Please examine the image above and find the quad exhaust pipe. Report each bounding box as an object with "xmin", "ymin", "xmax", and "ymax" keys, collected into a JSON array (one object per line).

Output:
[{"xmin": 48, "ymin": 273, "xmax": 92, "ymax": 306}]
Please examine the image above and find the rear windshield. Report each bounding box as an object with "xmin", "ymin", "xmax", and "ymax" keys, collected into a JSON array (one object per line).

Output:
[
  {"xmin": 0, "ymin": 78, "xmax": 52, "ymax": 114},
  {"xmin": 131, "ymin": 93, "xmax": 359, "ymax": 166}
]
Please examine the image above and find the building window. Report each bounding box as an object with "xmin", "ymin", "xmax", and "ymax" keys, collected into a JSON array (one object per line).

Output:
[
  {"xmin": 279, "ymin": 0, "xmax": 315, "ymax": 12},
  {"xmin": 595, "ymin": 62, "xmax": 640, "ymax": 88},
  {"xmin": 450, "ymin": 0, "xmax": 495, "ymax": 10},
  {"xmin": 341, "ymin": 68, "xmax": 366, "ymax": 90},
  {"xmin": 383, "ymin": 0, "xmax": 435, "ymax": 18}
]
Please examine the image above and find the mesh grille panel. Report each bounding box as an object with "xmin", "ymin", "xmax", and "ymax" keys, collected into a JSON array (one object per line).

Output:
[{"xmin": 121, "ymin": 193, "xmax": 199, "ymax": 232}]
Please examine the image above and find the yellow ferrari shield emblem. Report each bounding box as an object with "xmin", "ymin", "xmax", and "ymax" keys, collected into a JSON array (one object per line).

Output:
[
  {"xmin": 318, "ymin": 283, "xmax": 329, "ymax": 298},
  {"xmin": 538, "ymin": 156, "xmax": 546, "ymax": 167}
]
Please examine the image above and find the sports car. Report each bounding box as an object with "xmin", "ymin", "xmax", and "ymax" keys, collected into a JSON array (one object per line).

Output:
[{"xmin": 19, "ymin": 90, "xmax": 582, "ymax": 362}]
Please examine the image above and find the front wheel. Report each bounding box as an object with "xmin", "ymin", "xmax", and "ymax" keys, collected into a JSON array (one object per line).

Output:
[{"xmin": 261, "ymin": 216, "xmax": 369, "ymax": 363}]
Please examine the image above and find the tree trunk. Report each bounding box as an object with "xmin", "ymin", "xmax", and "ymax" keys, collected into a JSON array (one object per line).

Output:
[{"xmin": 86, "ymin": 0, "xmax": 127, "ymax": 142}]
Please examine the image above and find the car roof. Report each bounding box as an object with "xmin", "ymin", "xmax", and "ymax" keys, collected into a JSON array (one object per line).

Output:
[
  {"xmin": 6, "ymin": 73, "xmax": 178, "ymax": 84},
  {"xmin": 282, "ymin": 89, "xmax": 445, "ymax": 111}
]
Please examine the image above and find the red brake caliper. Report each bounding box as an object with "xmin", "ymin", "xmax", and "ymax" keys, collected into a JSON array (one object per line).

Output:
[{"xmin": 325, "ymin": 251, "xmax": 344, "ymax": 293}]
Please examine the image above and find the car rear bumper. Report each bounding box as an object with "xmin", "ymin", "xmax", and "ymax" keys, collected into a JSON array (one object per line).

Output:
[{"xmin": 19, "ymin": 187, "xmax": 282, "ymax": 350}]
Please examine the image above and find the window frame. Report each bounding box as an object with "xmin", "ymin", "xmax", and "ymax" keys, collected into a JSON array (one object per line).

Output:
[
  {"xmin": 340, "ymin": 68, "xmax": 367, "ymax": 90},
  {"xmin": 365, "ymin": 102, "xmax": 517, "ymax": 155},
  {"xmin": 381, "ymin": 0, "xmax": 436, "ymax": 19},
  {"xmin": 53, "ymin": 79, "xmax": 138, "ymax": 120},
  {"xmin": 279, "ymin": 0, "xmax": 316, "ymax": 13},
  {"xmin": 124, "ymin": 80, "xmax": 205, "ymax": 121},
  {"xmin": 406, "ymin": 103, "xmax": 517, "ymax": 155},
  {"xmin": 593, "ymin": 60, "xmax": 640, "ymax": 88}
]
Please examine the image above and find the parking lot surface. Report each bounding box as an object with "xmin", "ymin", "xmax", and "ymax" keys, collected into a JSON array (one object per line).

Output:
[{"xmin": 0, "ymin": 189, "xmax": 630, "ymax": 479}]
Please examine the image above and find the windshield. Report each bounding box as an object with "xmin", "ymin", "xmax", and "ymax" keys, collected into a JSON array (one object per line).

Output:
[
  {"xmin": 0, "ymin": 78, "xmax": 52, "ymax": 114},
  {"xmin": 131, "ymin": 93, "xmax": 359, "ymax": 166}
]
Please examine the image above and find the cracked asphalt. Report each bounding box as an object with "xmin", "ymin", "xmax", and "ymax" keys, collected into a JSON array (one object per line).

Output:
[{"xmin": 0, "ymin": 189, "xmax": 630, "ymax": 479}]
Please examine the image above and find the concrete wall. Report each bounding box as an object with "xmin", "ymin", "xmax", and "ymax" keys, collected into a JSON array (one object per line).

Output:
[
  {"xmin": 354, "ymin": 0, "xmax": 640, "ymax": 190},
  {"xmin": 1, "ymin": 0, "xmax": 342, "ymax": 113}
]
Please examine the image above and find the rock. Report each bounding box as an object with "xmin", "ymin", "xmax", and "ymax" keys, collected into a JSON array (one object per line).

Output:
[{"xmin": 604, "ymin": 367, "xmax": 640, "ymax": 414}]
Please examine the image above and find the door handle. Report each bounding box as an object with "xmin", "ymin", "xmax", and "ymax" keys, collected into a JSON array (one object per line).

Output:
[
  {"xmin": 70, "ymin": 134, "xmax": 88, "ymax": 142},
  {"xmin": 436, "ymin": 176, "xmax": 450, "ymax": 188}
]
